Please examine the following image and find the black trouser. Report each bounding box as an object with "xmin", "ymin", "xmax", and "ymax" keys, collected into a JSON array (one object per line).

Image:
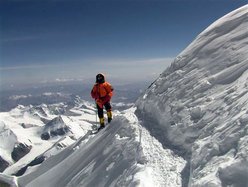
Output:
[{"xmin": 97, "ymin": 102, "xmax": 112, "ymax": 118}]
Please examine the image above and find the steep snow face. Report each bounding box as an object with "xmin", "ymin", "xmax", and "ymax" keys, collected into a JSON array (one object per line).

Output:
[
  {"xmin": 41, "ymin": 116, "xmax": 70, "ymax": 140},
  {"xmin": 136, "ymin": 5, "xmax": 248, "ymax": 187}
]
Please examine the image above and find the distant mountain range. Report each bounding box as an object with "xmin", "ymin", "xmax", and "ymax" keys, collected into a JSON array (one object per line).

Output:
[
  {"xmin": 0, "ymin": 82, "xmax": 146, "ymax": 112},
  {"xmin": 0, "ymin": 98, "xmax": 96, "ymax": 176}
]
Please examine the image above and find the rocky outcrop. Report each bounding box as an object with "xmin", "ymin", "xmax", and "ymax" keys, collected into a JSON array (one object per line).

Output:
[
  {"xmin": 41, "ymin": 116, "xmax": 70, "ymax": 140},
  {"xmin": 0, "ymin": 156, "xmax": 9, "ymax": 172},
  {"xmin": 11, "ymin": 143, "xmax": 32, "ymax": 162},
  {"xmin": 14, "ymin": 156, "xmax": 46, "ymax": 176}
]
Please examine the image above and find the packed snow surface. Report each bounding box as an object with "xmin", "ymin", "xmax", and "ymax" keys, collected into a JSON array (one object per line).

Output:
[{"xmin": 136, "ymin": 5, "xmax": 248, "ymax": 187}]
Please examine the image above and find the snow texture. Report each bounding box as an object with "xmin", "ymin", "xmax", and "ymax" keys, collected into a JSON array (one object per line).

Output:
[
  {"xmin": 0, "ymin": 108, "xmax": 185, "ymax": 187},
  {"xmin": 136, "ymin": 5, "xmax": 248, "ymax": 187},
  {"xmin": 0, "ymin": 101, "xmax": 92, "ymax": 176},
  {"xmin": 0, "ymin": 100, "xmax": 185, "ymax": 187}
]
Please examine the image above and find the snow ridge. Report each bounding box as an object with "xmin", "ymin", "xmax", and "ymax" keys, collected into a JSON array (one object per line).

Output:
[
  {"xmin": 11, "ymin": 109, "xmax": 184, "ymax": 187},
  {"xmin": 136, "ymin": 4, "xmax": 248, "ymax": 187}
]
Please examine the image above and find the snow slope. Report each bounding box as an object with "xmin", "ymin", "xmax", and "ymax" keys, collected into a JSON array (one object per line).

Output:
[
  {"xmin": 0, "ymin": 108, "xmax": 185, "ymax": 187},
  {"xmin": 136, "ymin": 5, "xmax": 248, "ymax": 187},
  {"xmin": 0, "ymin": 98, "xmax": 185, "ymax": 186}
]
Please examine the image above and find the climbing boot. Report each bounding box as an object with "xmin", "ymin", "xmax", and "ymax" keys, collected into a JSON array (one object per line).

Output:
[
  {"xmin": 98, "ymin": 118, "xmax": 105, "ymax": 131},
  {"xmin": 107, "ymin": 111, "xmax": 112, "ymax": 123}
]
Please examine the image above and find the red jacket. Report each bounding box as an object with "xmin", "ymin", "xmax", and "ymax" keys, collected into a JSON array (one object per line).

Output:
[{"xmin": 91, "ymin": 82, "xmax": 113, "ymax": 106}]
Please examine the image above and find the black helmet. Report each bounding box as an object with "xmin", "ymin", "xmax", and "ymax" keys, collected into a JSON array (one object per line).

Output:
[{"xmin": 96, "ymin": 73, "xmax": 105, "ymax": 83}]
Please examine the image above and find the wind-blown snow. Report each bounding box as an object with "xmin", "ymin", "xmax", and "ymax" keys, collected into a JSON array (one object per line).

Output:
[{"xmin": 136, "ymin": 5, "xmax": 248, "ymax": 187}]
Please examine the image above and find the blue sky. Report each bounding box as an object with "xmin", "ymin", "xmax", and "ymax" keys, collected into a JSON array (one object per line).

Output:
[{"xmin": 0, "ymin": 0, "xmax": 247, "ymax": 88}]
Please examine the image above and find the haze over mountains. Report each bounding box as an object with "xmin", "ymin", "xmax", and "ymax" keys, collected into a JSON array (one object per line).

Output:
[{"xmin": 0, "ymin": 81, "xmax": 147, "ymax": 112}]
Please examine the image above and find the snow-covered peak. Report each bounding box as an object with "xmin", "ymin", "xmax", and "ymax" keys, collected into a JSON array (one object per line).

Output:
[
  {"xmin": 45, "ymin": 116, "xmax": 65, "ymax": 127},
  {"xmin": 0, "ymin": 99, "xmax": 93, "ymax": 176},
  {"xmin": 41, "ymin": 116, "xmax": 69, "ymax": 140},
  {"xmin": 168, "ymin": 5, "xmax": 248, "ymax": 77},
  {"xmin": 136, "ymin": 5, "xmax": 248, "ymax": 187},
  {"xmin": 28, "ymin": 105, "xmax": 48, "ymax": 118},
  {"xmin": 0, "ymin": 122, "xmax": 17, "ymax": 162}
]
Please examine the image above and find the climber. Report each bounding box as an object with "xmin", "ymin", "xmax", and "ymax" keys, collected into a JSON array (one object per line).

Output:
[{"xmin": 91, "ymin": 73, "xmax": 114, "ymax": 131}]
